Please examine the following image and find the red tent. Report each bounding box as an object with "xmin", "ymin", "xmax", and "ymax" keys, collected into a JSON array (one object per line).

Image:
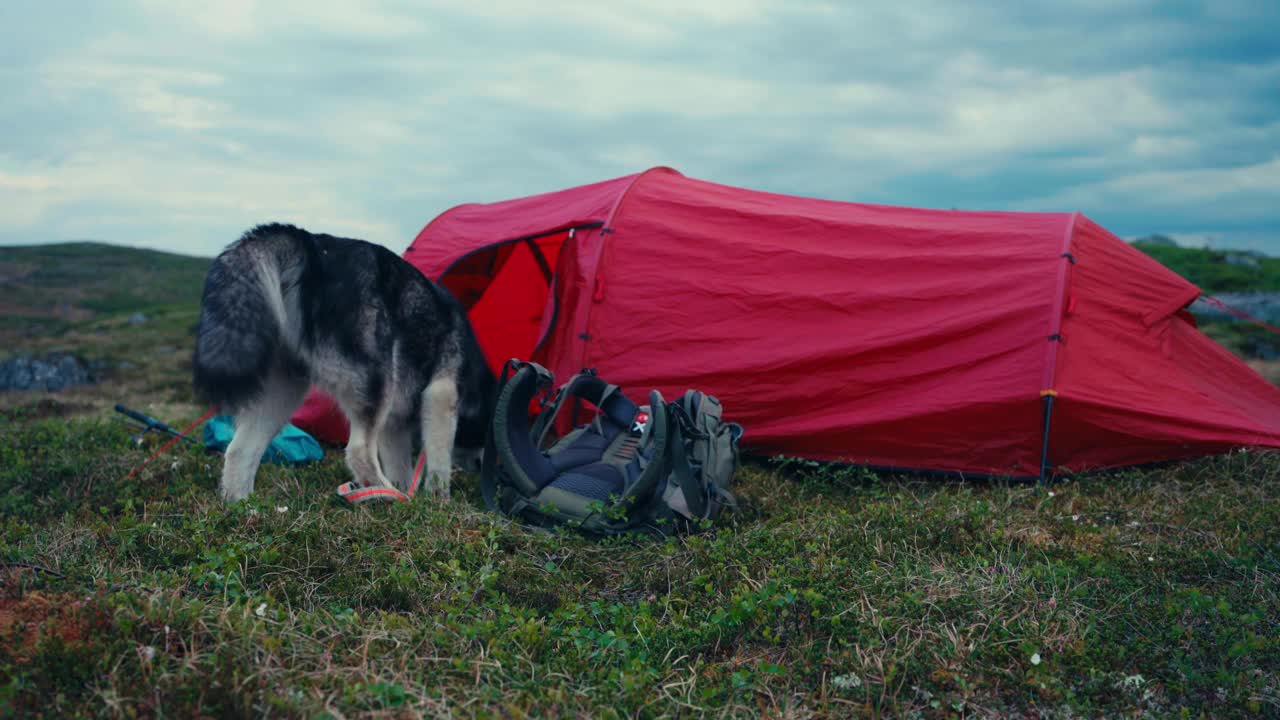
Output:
[{"xmin": 293, "ymin": 167, "xmax": 1280, "ymax": 477}]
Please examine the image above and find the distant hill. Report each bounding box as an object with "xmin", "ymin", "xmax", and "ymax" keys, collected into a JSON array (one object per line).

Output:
[
  {"xmin": 1131, "ymin": 235, "xmax": 1280, "ymax": 293},
  {"xmin": 0, "ymin": 242, "xmax": 211, "ymax": 334}
]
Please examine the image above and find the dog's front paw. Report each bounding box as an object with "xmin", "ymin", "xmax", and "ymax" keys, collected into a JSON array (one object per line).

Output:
[
  {"xmin": 220, "ymin": 486, "xmax": 251, "ymax": 504},
  {"xmin": 426, "ymin": 469, "xmax": 451, "ymax": 501}
]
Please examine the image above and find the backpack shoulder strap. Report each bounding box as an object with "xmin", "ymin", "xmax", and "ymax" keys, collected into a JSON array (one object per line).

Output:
[
  {"xmin": 667, "ymin": 400, "xmax": 709, "ymax": 519},
  {"xmin": 481, "ymin": 359, "xmax": 553, "ymax": 514},
  {"xmin": 530, "ymin": 369, "xmax": 625, "ymax": 449}
]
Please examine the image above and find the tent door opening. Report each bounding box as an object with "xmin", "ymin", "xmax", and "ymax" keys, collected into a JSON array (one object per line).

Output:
[{"xmin": 438, "ymin": 223, "xmax": 601, "ymax": 374}]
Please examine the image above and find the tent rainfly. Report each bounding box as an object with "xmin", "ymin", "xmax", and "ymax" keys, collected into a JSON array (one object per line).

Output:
[{"xmin": 293, "ymin": 167, "xmax": 1280, "ymax": 478}]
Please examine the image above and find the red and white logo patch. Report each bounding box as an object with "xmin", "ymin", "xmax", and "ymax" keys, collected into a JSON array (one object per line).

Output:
[{"xmin": 631, "ymin": 411, "xmax": 650, "ymax": 434}]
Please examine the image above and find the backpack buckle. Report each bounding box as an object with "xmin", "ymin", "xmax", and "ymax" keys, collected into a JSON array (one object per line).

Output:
[{"xmin": 539, "ymin": 387, "xmax": 562, "ymax": 411}]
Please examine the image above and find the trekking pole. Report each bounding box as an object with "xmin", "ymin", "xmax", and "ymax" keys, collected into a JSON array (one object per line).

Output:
[{"xmin": 114, "ymin": 404, "xmax": 201, "ymax": 446}]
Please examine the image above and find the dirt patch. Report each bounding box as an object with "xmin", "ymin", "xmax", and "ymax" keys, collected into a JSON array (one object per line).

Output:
[{"xmin": 0, "ymin": 590, "xmax": 93, "ymax": 662}]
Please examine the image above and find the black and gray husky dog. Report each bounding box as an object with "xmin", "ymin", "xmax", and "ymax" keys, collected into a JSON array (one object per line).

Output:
[{"xmin": 192, "ymin": 223, "xmax": 495, "ymax": 503}]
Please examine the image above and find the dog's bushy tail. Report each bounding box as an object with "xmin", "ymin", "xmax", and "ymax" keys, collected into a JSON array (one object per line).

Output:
[{"xmin": 192, "ymin": 226, "xmax": 300, "ymax": 410}]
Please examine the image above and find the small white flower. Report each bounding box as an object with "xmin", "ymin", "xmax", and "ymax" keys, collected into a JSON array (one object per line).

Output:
[
  {"xmin": 1047, "ymin": 491, "xmax": 1055, "ymax": 497},
  {"xmin": 275, "ymin": 505, "xmax": 289, "ymax": 514},
  {"xmin": 1071, "ymin": 515, "xmax": 1079, "ymax": 522},
  {"xmin": 137, "ymin": 645, "xmax": 156, "ymax": 661},
  {"xmin": 255, "ymin": 602, "xmax": 267, "ymax": 617},
  {"xmin": 248, "ymin": 508, "xmax": 258, "ymax": 516},
  {"xmin": 1030, "ymin": 652, "xmax": 1042, "ymax": 665},
  {"xmin": 171, "ymin": 461, "xmax": 180, "ymax": 471},
  {"xmin": 1147, "ymin": 556, "xmax": 1154, "ymax": 562},
  {"xmin": 1128, "ymin": 521, "xmax": 1141, "ymax": 528}
]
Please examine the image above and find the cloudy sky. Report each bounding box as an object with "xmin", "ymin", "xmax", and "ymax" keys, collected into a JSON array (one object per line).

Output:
[{"xmin": 1, "ymin": 1, "xmax": 1277, "ymax": 258}]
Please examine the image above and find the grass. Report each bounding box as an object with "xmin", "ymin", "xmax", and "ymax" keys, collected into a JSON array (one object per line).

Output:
[
  {"xmin": 3, "ymin": 394, "xmax": 1279, "ymax": 718},
  {"xmin": 1, "ymin": 243, "xmax": 1279, "ymax": 717},
  {"xmin": 3, "ymin": 419, "xmax": 1278, "ymax": 718}
]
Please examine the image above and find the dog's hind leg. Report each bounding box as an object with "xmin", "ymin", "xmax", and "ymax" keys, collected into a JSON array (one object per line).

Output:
[
  {"xmin": 345, "ymin": 417, "xmax": 396, "ymax": 492},
  {"xmin": 378, "ymin": 418, "xmax": 414, "ymax": 494},
  {"xmin": 419, "ymin": 374, "xmax": 459, "ymax": 500},
  {"xmin": 220, "ymin": 368, "xmax": 307, "ymax": 503},
  {"xmin": 332, "ymin": 377, "xmax": 401, "ymax": 493}
]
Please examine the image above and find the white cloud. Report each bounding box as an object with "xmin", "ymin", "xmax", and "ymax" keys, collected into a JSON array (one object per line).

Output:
[
  {"xmin": 1130, "ymin": 135, "xmax": 1196, "ymax": 158},
  {"xmin": 1, "ymin": 0, "xmax": 1277, "ymax": 255},
  {"xmin": 0, "ymin": 146, "xmax": 402, "ymax": 254},
  {"xmin": 0, "ymin": 174, "xmax": 61, "ymax": 228},
  {"xmin": 139, "ymin": 0, "xmax": 259, "ymax": 38},
  {"xmin": 429, "ymin": 0, "xmax": 778, "ymax": 40},
  {"xmin": 481, "ymin": 55, "xmax": 772, "ymax": 118},
  {"xmin": 41, "ymin": 61, "xmax": 227, "ymax": 131},
  {"xmin": 1111, "ymin": 157, "xmax": 1280, "ymax": 200},
  {"xmin": 1021, "ymin": 156, "xmax": 1280, "ymax": 219},
  {"xmin": 0, "ymin": 170, "xmax": 56, "ymax": 192},
  {"xmin": 600, "ymin": 144, "xmax": 679, "ymax": 172},
  {"xmin": 831, "ymin": 56, "xmax": 1176, "ymax": 170},
  {"xmin": 133, "ymin": 0, "xmax": 429, "ymax": 40}
]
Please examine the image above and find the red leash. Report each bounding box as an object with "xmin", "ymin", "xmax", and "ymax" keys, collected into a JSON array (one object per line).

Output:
[
  {"xmin": 335, "ymin": 450, "xmax": 429, "ymax": 504},
  {"xmin": 124, "ymin": 407, "xmax": 218, "ymax": 480},
  {"xmin": 1200, "ymin": 295, "xmax": 1280, "ymax": 336},
  {"xmin": 121, "ymin": 406, "xmax": 431, "ymax": 505}
]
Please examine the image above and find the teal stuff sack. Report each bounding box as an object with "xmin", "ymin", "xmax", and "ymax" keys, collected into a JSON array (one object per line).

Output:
[{"xmin": 203, "ymin": 415, "xmax": 325, "ymax": 465}]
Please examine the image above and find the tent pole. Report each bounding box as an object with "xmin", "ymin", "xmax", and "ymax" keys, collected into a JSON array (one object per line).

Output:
[{"xmin": 1038, "ymin": 394, "xmax": 1056, "ymax": 483}]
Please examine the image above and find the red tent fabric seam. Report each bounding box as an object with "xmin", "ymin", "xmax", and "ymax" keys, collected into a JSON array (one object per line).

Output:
[
  {"xmin": 1036, "ymin": 212, "xmax": 1080, "ymax": 479},
  {"xmin": 602, "ymin": 166, "xmax": 681, "ymax": 231},
  {"xmin": 579, "ymin": 167, "xmax": 682, "ymax": 371},
  {"xmin": 1040, "ymin": 211, "xmax": 1080, "ymax": 395}
]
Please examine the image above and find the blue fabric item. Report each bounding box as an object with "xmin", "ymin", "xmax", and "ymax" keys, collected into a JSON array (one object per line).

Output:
[{"xmin": 203, "ymin": 415, "xmax": 324, "ymax": 465}]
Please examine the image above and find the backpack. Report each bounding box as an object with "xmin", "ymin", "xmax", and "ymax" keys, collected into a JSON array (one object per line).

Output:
[{"xmin": 479, "ymin": 360, "xmax": 743, "ymax": 536}]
